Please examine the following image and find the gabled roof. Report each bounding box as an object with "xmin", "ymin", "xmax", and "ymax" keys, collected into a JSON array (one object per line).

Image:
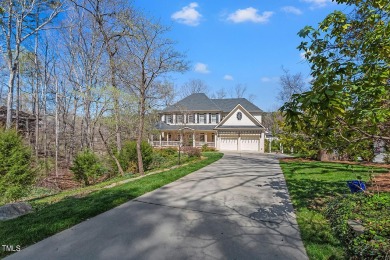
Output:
[
  {"xmin": 211, "ymin": 98, "xmax": 262, "ymax": 113},
  {"xmin": 215, "ymin": 104, "xmax": 265, "ymax": 130},
  {"xmin": 162, "ymin": 93, "xmax": 220, "ymax": 112},
  {"xmin": 161, "ymin": 93, "xmax": 263, "ymax": 113}
]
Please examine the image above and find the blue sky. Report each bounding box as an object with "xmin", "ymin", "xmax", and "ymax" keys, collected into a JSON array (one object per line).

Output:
[{"xmin": 133, "ymin": 0, "xmax": 347, "ymax": 111}]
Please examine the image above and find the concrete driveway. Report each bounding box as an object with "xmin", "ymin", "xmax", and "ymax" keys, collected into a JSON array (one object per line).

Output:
[{"xmin": 6, "ymin": 153, "xmax": 308, "ymax": 260}]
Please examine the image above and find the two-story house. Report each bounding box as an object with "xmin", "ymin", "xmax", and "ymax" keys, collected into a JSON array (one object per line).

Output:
[{"xmin": 150, "ymin": 93, "xmax": 266, "ymax": 152}]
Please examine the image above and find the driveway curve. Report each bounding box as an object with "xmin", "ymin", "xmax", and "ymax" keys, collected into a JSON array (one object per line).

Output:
[{"xmin": 7, "ymin": 153, "xmax": 308, "ymax": 260}]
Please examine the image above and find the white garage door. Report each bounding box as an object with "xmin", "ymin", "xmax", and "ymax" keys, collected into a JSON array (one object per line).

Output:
[
  {"xmin": 220, "ymin": 138, "xmax": 238, "ymax": 151},
  {"xmin": 241, "ymin": 137, "xmax": 259, "ymax": 151}
]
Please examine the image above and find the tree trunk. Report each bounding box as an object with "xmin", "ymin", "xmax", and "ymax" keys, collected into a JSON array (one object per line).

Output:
[
  {"xmin": 108, "ymin": 55, "xmax": 121, "ymax": 151},
  {"xmin": 34, "ymin": 30, "xmax": 40, "ymax": 160},
  {"xmin": 6, "ymin": 69, "xmax": 16, "ymax": 129},
  {"xmin": 137, "ymin": 94, "xmax": 145, "ymax": 175},
  {"xmin": 55, "ymin": 78, "xmax": 59, "ymax": 178},
  {"xmin": 99, "ymin": 128, "xmax": 124, "ymax": 176},
  {"xmin": 317, "ymin": 149, "xmax": 330, "ymax": 161},
  {"xmin": 15, "ymin": 64, "xmax": 20, "ymax": 131}
]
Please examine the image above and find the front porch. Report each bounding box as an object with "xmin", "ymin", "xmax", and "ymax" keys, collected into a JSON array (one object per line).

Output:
[{"xmin": 150, "ymin": 131, "xmax": 216, "ymax": 148}]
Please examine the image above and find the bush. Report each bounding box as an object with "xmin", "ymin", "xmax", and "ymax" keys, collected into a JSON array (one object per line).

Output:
[
  {"xmin": 0, "ymin": 129, "xmax": 35, "ymax": 203},
  {"xmin": 158, "ymin": 147, "xmax": 177, "ymax": 157},
  {"xmin": 181, "ymin": 146, "xmax": 201, "ymax": 158},
  {"xmin": 70, "ymin": 149, "xmax": 106, "ymax": 186},
  {"xmin": 118, "ymin": 141, "xmax": 153, "ymax": 173},
  {"xmin": 201, "ymin": 144, "xmax": 216, "ymax": 152},
  {"xmin": 150, "ymin": 152, "xmax": 167, "ymax": 169},
  {"xmin": 325, "ymin": 193, "xmax": 390, "ymax": 259}
]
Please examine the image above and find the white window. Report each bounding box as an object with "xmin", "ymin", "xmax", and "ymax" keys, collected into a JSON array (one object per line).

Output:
[
  {"xmin": 211, "ymin": 114, "xmax": 217, "ymax": 123},
  {"xmin": 166, "ymin": 114, "xmax": 173, "ymax": 124},
  {"xmin": 199, "ymin": 114, "xmax": 205, "ymax": 124},
  {"xmin": 188, "ymin": 114, "xmax": 194, "ymax": 123},
  {"xmin": 176, "ymin": 114, "xmax": 183, "ymax": 124}
]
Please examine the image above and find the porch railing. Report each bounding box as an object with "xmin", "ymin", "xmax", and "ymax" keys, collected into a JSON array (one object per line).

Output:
[{"xmin": 151, "ymin": 141, "xmax": 215, "ymax": 148}]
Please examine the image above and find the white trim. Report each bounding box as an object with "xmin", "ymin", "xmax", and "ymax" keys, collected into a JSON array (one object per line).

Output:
[{"xmin": 215, "ymin": 104, "xmax": 265, "ymax": 129}]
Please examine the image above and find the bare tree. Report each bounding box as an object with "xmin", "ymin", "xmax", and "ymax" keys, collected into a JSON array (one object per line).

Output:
[
  {"xmin": 0, "ymin": 0, "xmax": 63, "ymax": 129},
  {"xmin": 120, "ymin": 16, "xmax": 188, "ymax": 175},
  {"xmin": 230, "ymin": 83, "xmax": 247, "ymax": 98},
  {"xmin": 278, "ymin": 67, "xmax": 307, "ymax": 104},
  {"xmin": 69, "ymin": 0, "xmax": 133, "ymax": 151},
  {"xmin": 179, "ymin": 79, "xmax": 208, "ymax": 98},
  {"xmin": 213, "ymin": 88, "xmax": 227, "ymax": 99}
]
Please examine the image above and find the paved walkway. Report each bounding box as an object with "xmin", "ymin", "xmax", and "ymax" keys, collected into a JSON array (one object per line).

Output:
[{"xmin": 7, "ymin": 153, "xmax": 308, "ymax": 260}]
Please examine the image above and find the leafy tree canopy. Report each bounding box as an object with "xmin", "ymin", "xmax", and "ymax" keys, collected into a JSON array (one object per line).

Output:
[{"xmin": 281, "ymin": 0, "xmax": 390, "ymax": 151}]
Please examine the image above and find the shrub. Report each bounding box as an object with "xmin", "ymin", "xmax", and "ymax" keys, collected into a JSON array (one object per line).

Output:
[
  {"xmin": 70, "ymin": 149, "xmax": 106, "ymax": 186},
  {"xmin": 158, "ymin": 147, "xmax": 177, "ymax": 157},
  {"xmin": 201, "ymin": 144, "xmax": 216, "ymax": 152},
  {"xmin": 118, "ymin": 141, "xmax": 153, "ymax": 173},
  {"xmin": 325, "ymin": 194, "xmax": 390, "ymax": 259},
  {"xmin": 150, "ymin": 152, "xmax": 167, "ymax": 169},
  {"xmin": 0, "ymin": 129, "xmax": 35, "ymax": 203},
  {"xmin": 181, "ymin": 146, "xmax": 201, "ymax": 158}
]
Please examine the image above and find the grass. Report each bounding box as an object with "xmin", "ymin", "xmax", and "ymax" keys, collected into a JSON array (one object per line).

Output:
[
  {"xmin": 0, "ymin": 152, "xmax": 223, "ymax": 258},
  {"xmin": 280, "ymin": 160, "xmax": 388, "ymax": 260},
  {"xmin": 12, "ymin": 152, "xmax": 199, "ymax": 207}
]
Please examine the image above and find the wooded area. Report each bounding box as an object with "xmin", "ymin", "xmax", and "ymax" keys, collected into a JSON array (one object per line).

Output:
[{"xmin": 0, "ymin": 0, "xmax": 188, "ymax": 180}]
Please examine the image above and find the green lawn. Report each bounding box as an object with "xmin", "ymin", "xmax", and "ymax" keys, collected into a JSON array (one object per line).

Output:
[
  {"xmin": 0, "ymin": 152, "xmax": 223, "ymax": 258},
  {"xmin": 280, "ymin": 160, "xmax": 388, "ymax": 260}
]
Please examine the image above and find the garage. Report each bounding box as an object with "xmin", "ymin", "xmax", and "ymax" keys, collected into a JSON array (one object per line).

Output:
[
  {"xmin": 219, "ymin": 138, "xmax": 238, "ymax": 151},
  {"xmin": 240, "ymin": 137, "xmax": 259, "ymax": 151}
]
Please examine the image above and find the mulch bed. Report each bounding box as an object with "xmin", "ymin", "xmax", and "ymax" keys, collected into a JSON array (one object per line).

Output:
[
  {"xmin": 367, "ymin": 173, "xmax": 390, "ymax": 193},
  {"xmin": 37, "ymin": 168, "xmax": 81, "ymax": 190}
]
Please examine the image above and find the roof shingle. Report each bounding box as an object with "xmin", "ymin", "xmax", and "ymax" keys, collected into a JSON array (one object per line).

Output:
[{"xmin": 162, "ymin": 93, "xmax": 262, "ymax": 113}]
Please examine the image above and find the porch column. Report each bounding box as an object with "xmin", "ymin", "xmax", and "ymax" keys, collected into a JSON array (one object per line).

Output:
[
  {"xmin": 260, "ymin": 133, "xmax": 265, "ymax": 152},
  {"xmin": 159, "ymin": 133, "xmax": 162, "ymax": 147},
  {"xmin": 238, "ymin": 134, "xmax": 241, "ymax": 151},
  {"xmin": 167, "ymin": 133, "xmax": 169, "ymax": 145},
  {"xmin": 192, "ymin": 132, "xmax": 196, "ymax": 147},
  {"xmin": 205, "ymin": 133, "xmax": 208, "ymax": 143},
  {"xmin": 151, "ymin": 134, "xmax": 154, "ymax": 146}
]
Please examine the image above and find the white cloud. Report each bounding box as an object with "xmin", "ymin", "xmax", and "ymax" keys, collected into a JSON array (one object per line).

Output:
[
  {"xmin": 194, "ymin": 63, "xmax": 210, "ymax": 74},
  {"xmin": 171, "ymin": 2, "xmax": 202, "ymax": 26},
  {"xmin": 281, "ymin": 6, "xmax": 303, "ymax": 15},
  {"xmin": 301, "ymin": 0, "xmax": 332, "ymax": 8},
  {"xmin": 227, "ymin": 7, "xmax": 273, "ymax": 24},
  {"xmin": 261, "ymin": 77, "xmax": 279, "ymax": 83},
  {"xmin": 223, "ymin": 75, "xmax": 234, "ymax": 81},
  {"xmin": 261, "ymin": 77, "xmax": 272, "ymax": 82}
]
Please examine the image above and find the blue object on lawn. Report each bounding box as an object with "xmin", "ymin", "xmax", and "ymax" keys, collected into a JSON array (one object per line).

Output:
[{"xmin": 347, "ymin": 180, "xmax": 366, "ymax": 193}]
